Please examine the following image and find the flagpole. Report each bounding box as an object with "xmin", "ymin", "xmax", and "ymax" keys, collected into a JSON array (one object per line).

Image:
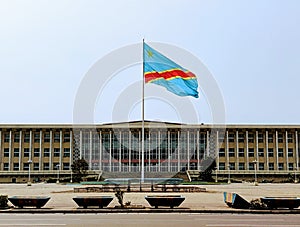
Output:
[{"xmin": 141, "ymin": 39, "xmax": 145, "ymax": 183}]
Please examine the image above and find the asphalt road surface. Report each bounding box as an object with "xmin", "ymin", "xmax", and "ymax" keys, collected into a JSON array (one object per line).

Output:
[{"xmin": 0, "ymin": 213, "xmax": 299, "ymax": 227}]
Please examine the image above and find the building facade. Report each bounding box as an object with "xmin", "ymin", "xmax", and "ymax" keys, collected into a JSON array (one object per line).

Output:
[{"xmin": 0, "ymin": 122, "xmax": 299, "ymax": 182}]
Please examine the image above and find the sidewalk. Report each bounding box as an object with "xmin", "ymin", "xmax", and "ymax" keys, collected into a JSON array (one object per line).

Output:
[{"xmin": 0, "ymin": 183, "xmax": 299, "ymax": 213}]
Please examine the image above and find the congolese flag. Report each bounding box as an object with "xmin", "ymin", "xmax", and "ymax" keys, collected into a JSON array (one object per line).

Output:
[{"xmin": 143, "ymin": 43, "xmax": 199, "ymax": 98}]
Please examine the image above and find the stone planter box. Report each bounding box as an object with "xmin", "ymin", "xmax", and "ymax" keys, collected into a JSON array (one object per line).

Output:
[
  {"xmin": 261, "ymin": 197, "xmax": 300, "ymax": 209},
  {"xmin": 223, "ymin": 192, "xmax": 250, "ymax": 209},
  {"xmin": 145, "ymin": 195, "xmax": 185, "ymax": 208},
  {"xmin": 73, "ymin": 196, "xmax": 114, "ymax": 208},
  {"xmin": 8, "ymin": 196, "xmax": 51, "ymax": 208}
]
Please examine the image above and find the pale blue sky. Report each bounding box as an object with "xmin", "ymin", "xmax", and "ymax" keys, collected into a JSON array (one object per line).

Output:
[{"xmin": 0, "ymin": 0, "xmax": 300, "ymax": 124}]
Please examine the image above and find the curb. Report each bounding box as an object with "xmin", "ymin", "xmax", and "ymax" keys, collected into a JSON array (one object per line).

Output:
[{"xmin": 1, "ymin": 208, "xmax": 300, "ymax": 214}]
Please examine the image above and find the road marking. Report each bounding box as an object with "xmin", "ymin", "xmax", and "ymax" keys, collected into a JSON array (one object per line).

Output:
[
  {"xmin": 0, "ymin": 225, "xmax": 66, "ymax": 226},
  {"xmin": 206, "ymin": 225, "xmax": 300, "ymax": 227}
]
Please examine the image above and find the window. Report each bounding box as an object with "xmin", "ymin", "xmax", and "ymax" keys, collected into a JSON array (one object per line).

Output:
[
  {"xmin": 258, "ymin": 148, "xmax": 264, "ymax": 157},
  {"xmin": 13, "ymin": 163, "xmax": 19, "ymax": 171},
  {"xmin": 34, "ymin": 132, "xmax": 40, "ymax": 143},
  {"xmin": 268, "ymin": 148, "xmax": 274, "ymax": 157},
  {"xmin": 54, "ymin": 133, "xmax": 60, "ymax": 143},
  {"xmin": 219, "ymin": 148, "xmax": 225, "ymax": 157},
  {"xmin": 228, "ymin": 133, "xmax": 235, "ymax": 142},
  {"xmin": 269, "ymin": 163, "xmax": 274, "ymax": 170},
  {"xmin": 288, "ymin": 148, "xmax": 294, "ymax": 157},
  {"xmin": 4, "ymin": 148, "xmax": 9, "ymax": 157},
  {"xmin": 44, "ymin": 133, "xmax": 50, "ymax": 143},
  {"xmin": 288, "ymin": 163, "xmax": 294, "ymax": 171},
  {"xmin": 249, "ymin": 163, "xmax": 254, "ymax": 170},
  {"xmin": 14, "ymin": 133, "xmax": 20, "ymax": 143},
  {"xmin": 229, "ymin": 163, "xmax": 235, "ymax": 170},
  {"xmin": 258, "ymin": 133, "xmax": 264, "ymax": 143},
  {"xmin": 64, "ymin": 133, "xmax": 70, "ymax": 142},
  {"xmin": 259, "ymin": 163, "xmax": 264, "ymax": 170},
  {"xmin": 238, "ymin": 148, "xmax": 244, "ymax": 157},
  {"xmin": 63, "ymin": 148, "xmax": 70, "ymax": 157},
  {"xmin": 14, "ymin": 148, "xmax": 19, "ymax": 157},
  {"xmin": 238, "ymin": 163, "xmax": 245, "ymax": 170},
  {"xmin": 24, "ymin": 148, "xmax": 30, "ymax": 157},
  {"xmin": 248, "ymin": 148, "xmax": 254, "ymax": 157},
  {"xmin": 44, "ymin": 148, "xmax": 50, "ymax": 157},
  {"xmin": 43, "ymin": 163, "xmax": 50, "ymax": 170},
  {"xmin": 238, "ymin": 133, "xmax": 244, "ymax": 143},
  {"xmin": 248, "ymin": 133, "xmax": 254, "ymax": 143},
  {"xmin": 23, "ymin": 163, "xmax": 29, "ymax": 170},
  {"xmin": 268, "ymin": 133, "xmax": 273, "ymax": 143},
  {"xmin": 24, "ymin": 133, "xmax": 30, "ymax": 143},
  {"xmin": 278, "ymin": 133, "xmax": 283, "ymax": 143},
  {"xmin": 219, "ymin": 163, "xmax": 225, "ymax": 170},
  {"xmin": 3, "ymin": 163, "xmax": 9, "ymax": 171},
  {"xmin": 288, "ymin": 133, "xmax": 293, "ymax": 143},
  {"xmin": 4, "ymin": 133, "xmax": 9, "ymax": 142},
  {"xmin": 278, "ymin": 148, "xmax": 284, "ymax": 157},
  {"xmin": 33, "ymin": 163, "xmax": 39, "ymax": 170},
  {"xmin": 54, "ymin": 163, "xmax": 60, "ymax": 170},
  {"xmin": 54, "ymin": 148, "xmax": 60, "ymax": 157},
  {"xmin": 229, "ymin": 148, "xmax": 235, "ymax": 157},
  {"xmin": 34, "ymin": 148, "xmax": 40, "ymax": 157},
  {"xmin": 63, "ymin": 163, "xmax": 70, "ymax": 170},
  {"xmin": 278, "ymin": 163, "xmax": 284, "ymax": 170}
]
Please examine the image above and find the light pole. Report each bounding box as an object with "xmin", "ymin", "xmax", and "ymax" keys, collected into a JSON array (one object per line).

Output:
[
  {"xmin": 214, "ymin": 167, "xmax": 218, "ymax": 183},
  {"xmin": 294, "ymin": 167, "xmax": 298, "ymax": 183},
  {"xmin": 227, "ymin": 164, "xmax": 231, "ymax": 184},
  {"xmin": 27, "ymin": 160, "xmax": 32, "ymax": 186},
  {"xmin": 253, "ymin": 160, "xmax": 258, "ymax": 186},
  {"xmin": 70, "ymin": 167, "xmax": 73, "ymax": 183},
  {"xmin": 56, "ymin": 164, "xmax": 60, "ymax": 184}
]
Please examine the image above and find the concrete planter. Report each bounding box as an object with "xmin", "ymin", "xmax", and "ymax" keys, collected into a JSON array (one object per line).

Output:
[
  {"xmin": 261, "ymin": 197, "xmax": 300, "ymax": 209},
  {"xmin": 145, "ymin": 195, "xmax": 185, "ymax": 208},
  {"xmin": 8, "ymin": 196, "xmax": 51, "ymax": 208},
  {"xmin": 73, "ymin": 196, "xmax": 114, "ymax": 208}
]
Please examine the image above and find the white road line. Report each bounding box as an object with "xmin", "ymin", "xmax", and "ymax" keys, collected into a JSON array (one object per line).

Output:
[{"xmin": 206, "ymin": 225, "xmax": 300, "ymax": 227}]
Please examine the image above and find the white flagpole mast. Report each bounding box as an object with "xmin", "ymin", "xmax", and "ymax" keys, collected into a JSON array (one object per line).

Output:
[{"xmin": 141, "ymin": 39, "xmax": 145, "ymax": 183}]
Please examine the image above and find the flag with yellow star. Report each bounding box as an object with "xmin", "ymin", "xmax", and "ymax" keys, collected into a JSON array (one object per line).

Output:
[{"xmin": 143, "ymin": 43, "xmax": 199, "ymax": 98}]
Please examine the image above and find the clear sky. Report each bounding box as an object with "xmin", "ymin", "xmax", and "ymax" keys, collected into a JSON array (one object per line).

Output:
[{"xmin": 0, "ymin": 0, "xmax": 300, "ymax": 124}]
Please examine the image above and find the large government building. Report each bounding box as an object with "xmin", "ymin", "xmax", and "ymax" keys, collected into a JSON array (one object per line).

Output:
[{"xmin": 0, "ymin": 121, "xmax": 299, "ymax": 182}]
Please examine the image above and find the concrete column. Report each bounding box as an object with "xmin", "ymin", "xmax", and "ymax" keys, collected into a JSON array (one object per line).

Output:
[
  {"xmin": 187, "ymin": 130, "xmax": 190, "ymax": 170},
  {"xmin": 59, "ymin": 130, "xmax": 63, "ymax": 170},
  {"xmin": 197, "ymin": 130, "xmax": 200, "ymax": 170},
  {"xmin": 19, "ymin": 131, "xmax": 22, "ymax": 170},
  {"xmin": 0, "ymin": 131, "xmax": 2, "ymax": 170},
  {"xmin": 70, "ymin": 130, "xmax": 73, "ymax": 170},
  {"xmin": 206, "ymin": 131, "xmax": 209, "ymax": 159},
  {"xmin": 89, "ymin": 130, "xmax": 92, "ymax": 170},
  {"xmin": 128, "ymin": 131, "xmax": 131, "ymax": 172},
  {"xmin": 266, "ymin": 131, "xmax": 269, "ymax": 171},
  {"xmin": 9, "ymin": 130, "xmax": 12, "ymax": 170},
  {"xmin": 236, "ymin": 130, "xmax": 239, "ymax": 170},
  {"xmin": 39, "ymin": 130, "xmax": 42, "ymax": 171},
  {"xmin": 177, "ymin": 131, "xmax": 180, "ymax": 172},
  {"xmin": 226, "ymin": 131, "xmax": 229, "ymax": 168},
  {"xmin": 275, "ymin": 131, "xmax": 279, "ymax": 170},
  {"xmin": 79, "ymin": 130, "xmax": 82, "ymax": 159},
  {"xmin": 285, "ymin": 131, "xmax": 288, "ymax": 170},
  {"xmin": 216, "ymin": 130, "xmax": 219, "ymax": 171},
  {"xmin": 246, "ymin": 131, "xmax": 249, "ymax": 170},
  {"xmin": 119, "ymin": 131, "xmax": 122, "ymax": 172},
  {"xmin": 50, "ymin": 130, "xmax": 53, "ymax": 170},
  {"xmin": 109, "ymin": 131, "xmax": 112, "ymax": 172},
  {"xmin": 167, "ymin": 131, "xmax": 170, "ymax": 172},
  {"xmin": 296, "ymin": 131, "xmax": 299, "ymax": 171},
  {"xmin": 158, "ymin": 130, "xmax": 161, "ymax": 171}
]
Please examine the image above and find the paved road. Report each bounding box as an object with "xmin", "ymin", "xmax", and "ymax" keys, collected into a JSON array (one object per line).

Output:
[{"xmin": 0, "ymin": 213, "xmax": 299, "ymax": 227}]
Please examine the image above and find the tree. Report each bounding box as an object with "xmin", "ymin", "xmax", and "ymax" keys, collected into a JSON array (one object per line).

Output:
[{"xmin": 71, "ymin": 158, "xmax": 89, "ymax": 182}]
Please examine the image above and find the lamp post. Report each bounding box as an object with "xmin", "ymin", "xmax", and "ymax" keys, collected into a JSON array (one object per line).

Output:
[
  {"xmin": 56, "ymin": 164, "xmax": 60, "ymax": 184},
  {"xmin": 294, "ymin": 167, "xmax": 298, "ymax": 184},
  {"xmin": 253, "ymin": 160, "xmax": 258, "ymax": 186},
  {"xmin": 27, "ymin": 160, "xmax": 32, "ymax": 186},
  {"xmin": 227, "ymin": 164, "xmax": 231, "ymax": 184},
  {"xmin": 70, "ymin": 167, "xmax": 73, "ymax": 183},
  {"xmin": 214, "ymin": 167, "xmax": 218, "ymax": 183}
]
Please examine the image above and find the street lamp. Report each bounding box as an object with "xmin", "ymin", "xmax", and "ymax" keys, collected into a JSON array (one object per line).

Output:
[
  {"xmin": 294, "ymin": 167, "xmax": 298, "ymax": 184},
  {"xmin": 56, "ymin": 164, "xmax": 60, "ymax": 184},
  {"xmin": 70, "ymin": 167, "xmax": 73, "ymax": 183},
  {"xmin": 253, "ymin": 160, "xmax": 258, "ymax": 186},
  {"xmin": 214, "ymin": 167, "xmax": 218, "ymax": 183},
  {"xmin": 227, "ymin": 164, "xmax": 231, "ymax": 184},
  {"xmin": 27, "ymin": 160, "xmax": 32, "ymax": 186}
]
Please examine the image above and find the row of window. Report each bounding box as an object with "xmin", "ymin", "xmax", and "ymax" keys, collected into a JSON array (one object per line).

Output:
[
  {"xmin": 219, "ymin": 148, "xmax": 297, "ymax": 158},
  {"xmin": 2, "ymin": 132, "xmax": 71, "ymax": 143},
  {"xmin": 219, "ymin": 162, "xmax": 297, "ymax": 171},
  {"xmin": 3, "ymin": 148, "xmax": 70, "ymax": 157},
  {"xmin": 3, "ymin": 162, "xmax": 70, "ymax": 171},
  {"xmin": 223, "ymin": 133, "xmax": 294, "ymax": 143}
]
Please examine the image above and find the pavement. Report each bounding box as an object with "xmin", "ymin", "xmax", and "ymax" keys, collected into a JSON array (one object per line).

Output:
[{"xmin": 0, "ymin": 182, "xmax": 299, "ymax": 213}]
